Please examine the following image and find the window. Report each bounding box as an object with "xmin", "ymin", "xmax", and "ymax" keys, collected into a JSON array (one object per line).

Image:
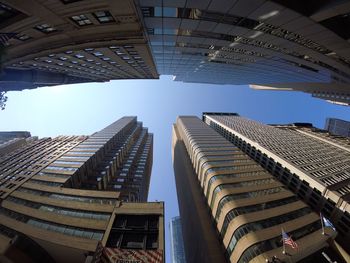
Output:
[
  {"xmin": 34, "ymin": 24, "xmax": 57, "ymax": 34},
  {"xmin": 0, "ymin": 207, "xmax": 104, "ymax": 240},
  {"xmin": 237, "ymin": 220, "xmax": 321, "ymax": 263},
  {"xmin": 93, "ymin": 11, "xmax": 115, "ymax": 23},
  {"xmin": 141, "ymin": 7, "xmax": 154, "ymax": 17},
  {"xmin": 16, "ymin": 34, "xmax": 31, "ymax": 41},
  {"xmin": 215, "ymin": 187, "xmax": 285, "ymax": 220},
  {"xmin": 227, "ymin": 207, "xmax": 311, "ymax": 256},
  {"xmin": 7, "ymin": 196, "xmax": 110, "ymax": 220},
  {"xmin": 71, "ymin": 14, "xmax": 92, "ymax": 26},
  {"xmin": 93, "ymin": 51, "xmax": 103, "ymax": 57},
  {"xmin": 45, "ymin": 166, "xmax": 77, "ymax": 172},
  {"xmin": 210, "ymin": 178, "xmax": 276, "ymax": 208},
  {"xmin": 17, "ymin": 187, "xmax": 116, "ymax": 205},
  {"xmin": 107, "ymin": 214, "xmax": 159, "ymax": 250}
]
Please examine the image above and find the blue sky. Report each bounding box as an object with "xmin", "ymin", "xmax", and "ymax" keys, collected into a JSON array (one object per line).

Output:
[{"xmin": 0, "ymin": 75, "xmax": 349, "ymax": 261}]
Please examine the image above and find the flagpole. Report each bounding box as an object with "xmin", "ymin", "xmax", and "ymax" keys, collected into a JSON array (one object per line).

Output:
[
  {"xmin": 320, "ymin": 213, "xmax": 325, "ymax": 235},
  {"xmin": 282, "ymin": 228, "xmax": 286, "ymax": 254}
]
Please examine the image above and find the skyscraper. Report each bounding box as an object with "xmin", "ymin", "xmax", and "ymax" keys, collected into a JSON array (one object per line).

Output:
[
  {"xmin": 169, "ymin": 216, "xmax": 186, "ymax": 263},
  {"xmin": 0, "ymin": 0, "xmax": 158, "ymax": 92},
  {"xmin": 172, "ymin": 115, "xmax": 338, "ymax": 263},
  {"xmin": 325, "ymin": 118, "xmax": 350, "ymax": 137},
  {"xmin": 4, "ymin": 0, "xmax": 350, "ymax": 105},
  {"xmin": 0, "ymin": 131, "xmax": 33, "ymax": 156},
  {"xmin": 0, "ymin": 116, "xmax": 164, "ymax": 263},
  {"xmin": 137, "ymin": 1, "xmax": 350, "ymax": 103},
  {"xmin": 203, "ymin": 112, "xmax": 350, "ymax": 251}
]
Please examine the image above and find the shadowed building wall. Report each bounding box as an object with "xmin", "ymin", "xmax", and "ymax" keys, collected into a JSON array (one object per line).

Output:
[
  {"xmin": 0, "ymin": 0, "xmax": 158, "ymax": 92},
  {"xmin": 172, "ymin": 123, "xmax": 228, "ymax": 263}
]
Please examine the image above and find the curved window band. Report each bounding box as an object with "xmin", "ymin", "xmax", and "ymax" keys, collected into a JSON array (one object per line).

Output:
[
  {"xmin": 210, "ymin": 178, "xmax": 276, "ymax": 208},
  {"xmin": 202, "ymin": 164, "xmax": 259, "ymax": 185},
  {"xmin": 226, "ymin": 207, "xmax": 311, "ymax": 256},
  {"xmin": 205, "ymin": 171, "xmax": 267, "ymax": 197},
  {"xmin": 215, "ymin": 187, "xmax": 285, "ymax": 221},
  {"xmin": 220, "ymin": 195, "xmax": 300, "ymax": 238},
  {"xmin": 237, "ymin": 220, "xmax": 321, "ymax": 263}
]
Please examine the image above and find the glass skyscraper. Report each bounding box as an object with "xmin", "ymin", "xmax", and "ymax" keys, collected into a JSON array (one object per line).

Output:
[
  {"xmin": 137, "ymin": 0, "xmax": 350, "ymax": 105},
  {"xmin": 170, "ymin": 216, "xmax": 186, "ymax": 263},
  {"xmin": 325, "ymin": 118, "xmax": 350, "ymax": 137}
]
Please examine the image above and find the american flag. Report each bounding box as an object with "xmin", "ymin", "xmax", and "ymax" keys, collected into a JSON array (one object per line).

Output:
[{"xmin": 282, "ymin": 229, "xmax": 298, "ymax": 249}]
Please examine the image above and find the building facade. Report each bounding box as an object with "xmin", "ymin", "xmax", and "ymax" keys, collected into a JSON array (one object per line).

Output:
[
  {"xmin": 203, "ymin": 113, "xmax": 350, "ymax": 251},
  {"xmin": 3, "ymin": 0, "xmax": 350, "ymax": 105},
  {"xmin": 137, "ymin": 0, "xmax": 350, "ymax": 103},
  {"xmin": 0, "ymin": 0, "xmax": 158, "ymax": 92},
  {"xmin": 325, "ymin": 118, "xmax": 350, "ymax": 137},
  {"xmin": 172, "ymin": 115, "xmax": 337, "ymax": 263},
  {"xmin": 0, "ymin": 117, "xmax": 164, "ymax": 263},
  {"xmin": 0, "ymin": 131, "xmax": 34, "ymax": 156},
  {"xmin": 169, "ymin": 216, "xmax": 186, "ymax": 263}
]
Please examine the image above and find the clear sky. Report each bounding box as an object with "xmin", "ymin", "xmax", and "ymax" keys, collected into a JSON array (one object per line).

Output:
[{"xmin": 0, "ymin": 75, "xmax": 349, "ymax": 261}]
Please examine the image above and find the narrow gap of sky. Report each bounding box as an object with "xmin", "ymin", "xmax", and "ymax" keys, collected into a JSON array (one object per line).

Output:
[{"xmin": 1, "ymin": 75, "xmax": 349, "ymax": 262}]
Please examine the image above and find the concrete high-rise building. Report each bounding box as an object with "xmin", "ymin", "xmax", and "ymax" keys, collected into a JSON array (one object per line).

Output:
[
  {"xmin": 0, "ymin": 131, "xmax": 31, "ymax": 143},
  {"xmin": 203, "ymin": 113, "xmax": 350, "ymax": 251},
  {"xmin": 172, "ymin": 115, "xmax": 339, "ymax": 263},
  {"xmin": 325, "ymin": 118, "xmax": 350, "ymax": 137},
  {"xmin": 137, "ymin": 1, "xmax": 350, "ymax": 103},
  {"xmin": 169, "ymin": 216, "xmax": 186, "ymax": 263},
  {"xmin": 0, "ymin": 117, "xmax": 164, "ymax": 263},
  {"xmin": 0, "ymin": 0, "xmax": 158, "ymax": 92},
  {"xmin": 0, "ymin": 131, "xmax": 34, "ymax": 156}
]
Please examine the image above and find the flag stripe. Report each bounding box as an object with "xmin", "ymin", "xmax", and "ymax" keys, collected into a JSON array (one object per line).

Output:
[{"xmin": 282, "ymin": 230, "xmax": 298, "ymax": 249}]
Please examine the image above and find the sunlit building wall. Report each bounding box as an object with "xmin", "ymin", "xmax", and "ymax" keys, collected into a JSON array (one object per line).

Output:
[
  {"xmin": 0, "ymin": 117, "xmax": 163, "ymax": 263},
  {"xmin": 325, "ymin": 118, "xmax": 350, "ymax": 137},
  {"xmin": 172, "ymin": 115, "xmax": 336, "ymax": 263},
  {"xmin": 203, "ymin": 112, "xmax": 350, "ymax": 250}
]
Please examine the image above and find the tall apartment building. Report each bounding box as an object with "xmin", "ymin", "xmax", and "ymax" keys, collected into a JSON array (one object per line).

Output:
[
  {"xmin": 169, "ymin": 216, "xmax": 186, "ymax": 263},
  {"xmin": 137, "ymin": 0, "xmax": 350, "ymax": 104},
  {"xmin": 0, "ymin": 131, "xmax": 34, "ymax": 156},
  {"xmin": 325, "ymin": 118, "xmax": 350, "ymax": 137},
  {"xmin": 203, "ymin": 113, "xmax": 350, "ymax": 251},
  {"xmin": 0, "ymin": 117, "xmax": 164, "ymax": 263},
  {"xmin": 0, "ymin": 0, "xmax": 158, "ymax": 92},
  {"xmin": 172, "ymin": 116, "xmax": 338, "ymax": 263}
]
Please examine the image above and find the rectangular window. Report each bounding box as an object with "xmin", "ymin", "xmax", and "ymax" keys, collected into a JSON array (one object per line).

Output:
[
  {"xmin": 71, "ymin": 14, "xmax": 92, "ymax": 26},
  {"xmin": 93, "ymin": 11, "xmax": 115, "ymax": 23},
  {"xmin": 34, "ymin": 23, "xmax": 57, "ymax": 34},
  {"xmin": 141, "ymin": 7, "xmax": 154, "ymax": 17},
  {"xmin": 107, "ymin": 214, "xmax": 159, "ymax": 250},
  {"xmin": 15, "ymin": 34, "xmax": 31, "ymax": 41}
]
